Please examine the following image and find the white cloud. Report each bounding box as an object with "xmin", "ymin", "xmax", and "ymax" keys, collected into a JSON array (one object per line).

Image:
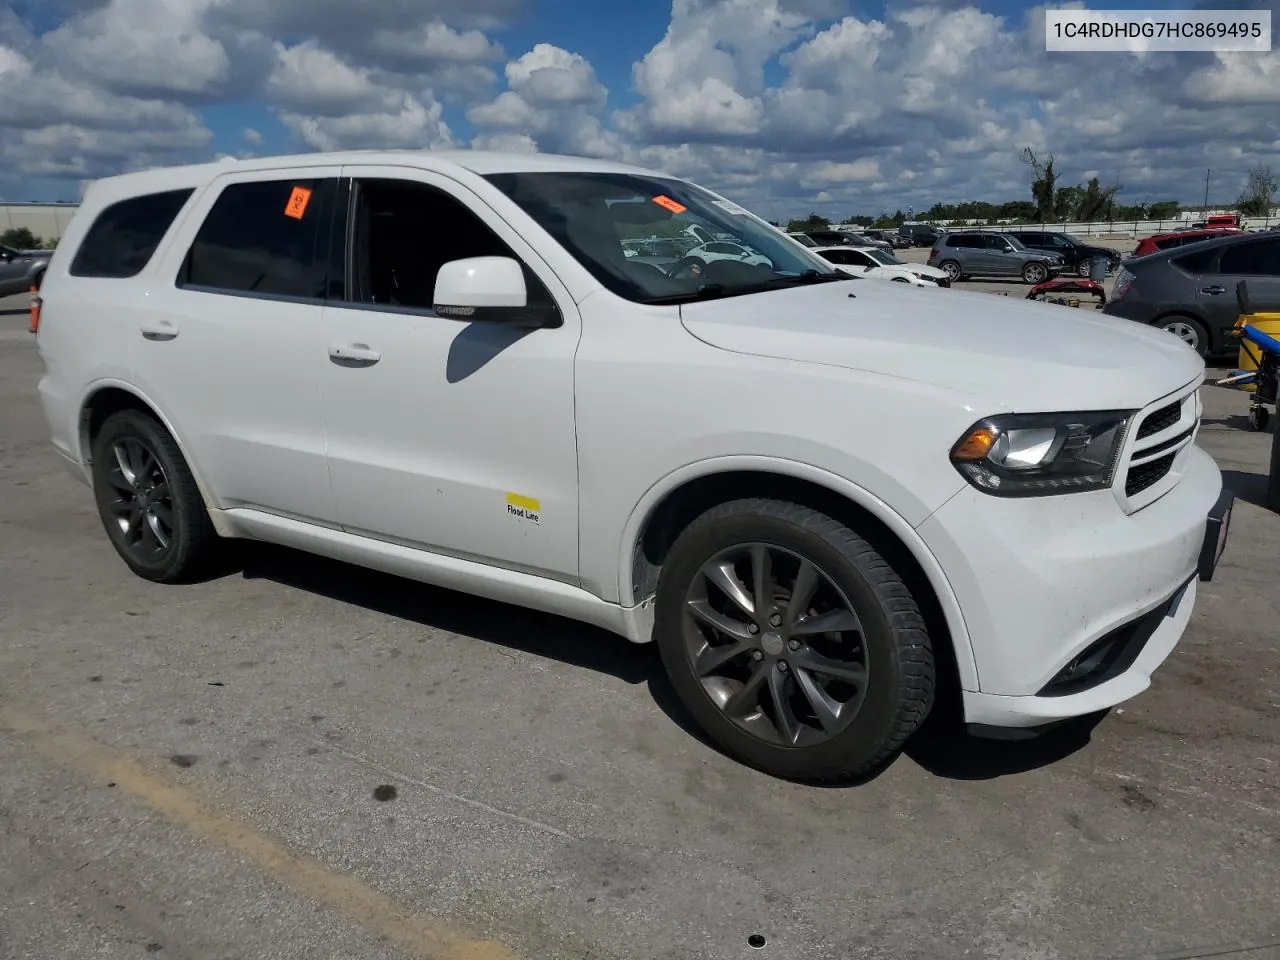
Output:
[
  {"xmin": 243, "ymin": 127, "xmax": 263, "ymax": 145},
  {"xmin": 468, "ymin": 43, "xmax": 619, "ymax": 157}
]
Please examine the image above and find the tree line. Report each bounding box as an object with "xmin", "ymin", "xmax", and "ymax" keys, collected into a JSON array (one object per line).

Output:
[{"xmin": 784, "ymin": 155, "xmax": 1275, "ymax": 234}]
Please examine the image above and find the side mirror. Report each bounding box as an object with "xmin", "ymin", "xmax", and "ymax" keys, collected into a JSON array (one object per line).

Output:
[{"xmin": 433, "ymin": 256, "xmax": 559, "ymax": 329}]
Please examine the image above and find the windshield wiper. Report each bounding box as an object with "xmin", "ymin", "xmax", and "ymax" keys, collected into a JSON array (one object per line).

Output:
[
  {"xmin": 639, "ymin": 283, "xmax": 728, "ymax": 305},
  {"xmin": 768, "ymin": 269, "xmax": 849, "ymax": 285}
]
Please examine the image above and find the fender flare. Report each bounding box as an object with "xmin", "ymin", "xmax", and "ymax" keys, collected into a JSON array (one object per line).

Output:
[
  {"xmin": 79, "ymin": 379, "xmax": 229, "ymax": 535},
  {"xmin": 616, "ymin": 455, "xmax": 978, "ymax": 690}
]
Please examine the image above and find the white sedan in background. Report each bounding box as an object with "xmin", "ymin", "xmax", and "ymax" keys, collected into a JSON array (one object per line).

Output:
[
  {"xmin": 685, "ymin": 240, "xmax": 772, "ymax": 268},
  {"xmin": 813, "ymin": 246, "xmax": 950, "ymax": 287}
]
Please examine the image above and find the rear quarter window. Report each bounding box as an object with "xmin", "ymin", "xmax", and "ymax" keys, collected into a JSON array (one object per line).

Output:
[
  {"xmin": 69, "ymin": 189, "xmax": 195, "ymax": 278},
  {"xmin": 1172, "ymin": 247, "xmax": 1220, "ymax": 274}
]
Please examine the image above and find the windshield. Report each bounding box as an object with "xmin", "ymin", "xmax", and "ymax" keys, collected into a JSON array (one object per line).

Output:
[
  {"xmin": 867, "ymin": 249, "xmax": 901, "ymax": 266},
  {"xmin": 485, "ymin": 171, "xmax": 847, "ymax": 304}
]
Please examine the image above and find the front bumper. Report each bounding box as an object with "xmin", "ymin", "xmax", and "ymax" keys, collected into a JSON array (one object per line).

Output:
[{"xmin": 917, "ymin": 443, "xmax": 1225, "ymax": 727}]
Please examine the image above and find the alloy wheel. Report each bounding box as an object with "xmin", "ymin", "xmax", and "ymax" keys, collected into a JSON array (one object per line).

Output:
[
  {"xmin": 104, "ymin": 437, "xmax": 175, "ymax": 560},
  {"xmin": 1162, "ymin": 320, "xmax": 1201, "ymax": 351},
  {"xmin": 1025, "ymin": 263, "xmax": 1047, "ymax": 283},
  {"xmin": 681, "ymin": 543, "xmax": 869, "ymax": 748}
]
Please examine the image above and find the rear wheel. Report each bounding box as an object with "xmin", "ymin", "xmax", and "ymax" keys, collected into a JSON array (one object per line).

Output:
[
  {"xmin": 90, "ymin": 410, "xmax": 220, "ymax": 583},
  {"xmin": 1159, "ymin": 315, "xmax": 1209, "ymax": 357},
  {"xmin": 654, "ymin": 499, "xmax": 935, "ymax": 782}
]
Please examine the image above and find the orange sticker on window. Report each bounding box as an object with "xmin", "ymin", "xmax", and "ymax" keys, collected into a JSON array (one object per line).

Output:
[
  {"xmin": 652, "ymin": 195, "xmax": 687, "ymax": 214},
  {"xmin": 284, "ymin": 185, "xmax": 313, "ymax": 220}
]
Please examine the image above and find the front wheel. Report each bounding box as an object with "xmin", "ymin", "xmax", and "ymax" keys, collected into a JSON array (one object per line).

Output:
[
  {"xmin": 1023, "ymin": 261, "xmax": 1048, "ymax": 283},
  {"xmin": 654, "ymin": 499, "xmax": 935, "ymax": 782},
  {"xmin": 1159, "ymin": 315, "xmax": 1209, "ymax": 357},
  {"xmin": 90, "ymin": 410, "xmax": 220, "ymax": 583}
]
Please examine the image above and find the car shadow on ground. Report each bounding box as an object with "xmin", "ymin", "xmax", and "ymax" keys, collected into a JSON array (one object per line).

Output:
[
  {"xmin": 232, "ymin": 541, "xmax": 1100, "ymax": 786},
  {"xmin": 0, "ymin": 307, "xmax": 29, "ymax": 317},
  {"xmin": 1222, "ymin": 468, "xmax": 1275, "ymax": 509}
]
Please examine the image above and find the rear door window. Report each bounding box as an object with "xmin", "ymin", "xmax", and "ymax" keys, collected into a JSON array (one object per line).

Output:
[
  {"xmin": 69, "ymin": 189, "xmax": 194, "ymax": 278},
  {"xmin": 178, "ymin": 178, "xmax": 338, "ymax": 300}
]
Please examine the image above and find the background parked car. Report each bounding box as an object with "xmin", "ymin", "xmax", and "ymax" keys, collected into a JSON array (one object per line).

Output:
[
  {"xmin": 897, "ymin": 223, "xmax": 942, "ymax": 247},
  {"xmin": 1130, "ymin": 227, "xmax": 1241, "ymax": 260},
  {"xmin": 1007, "ymin": 230, "xmax": 1121, "ymax": 277},
  {"xmin": 787, "ymin": 231, "xmax": 820, "ymax": 247},
  {"xmin": 0, "ymin": 243, "xmax": 54, "ymax": 295},
  {"xmin": 814, "ymin": 245, "xmax": 950, "ymax": 287},
  {"xmin": 803, "ymin": 230, "xmax": 859, "ymax": 247},
  {"xmin": 927, "ymin": 231, "xmax": 1064, "ymax": 283},
  {"xmin": 838, "ymin": 231, "xmax": 892, "ymax": 250},
  {"xmin": 867, "ymin": 229, "xmax": 913, "ymax": 249},
  {"xmin": 684, "ymin": 240, "xmax": 771, "ymax": 268},
  {"xmin": 1104, "ymin": 231, "xmax": 1280, "ymax": 358}
]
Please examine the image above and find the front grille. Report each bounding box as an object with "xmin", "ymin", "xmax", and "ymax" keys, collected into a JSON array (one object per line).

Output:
[
  {"xmin": 1125, "ymin": 452, "xmax": 1176, "ymax": 497},
  {"xmin": 1117, "ymin": 384, "xmax": 1200, "ymax": 509},
  {"xmin": 1137, "ymin": 400, "xmax": 1180, "ymax": 439}
]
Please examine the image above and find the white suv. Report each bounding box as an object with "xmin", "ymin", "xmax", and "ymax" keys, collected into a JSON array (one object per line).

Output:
[{"xmin": 34, "ymin": 150, "xmax": 1233, "ymax": 781}]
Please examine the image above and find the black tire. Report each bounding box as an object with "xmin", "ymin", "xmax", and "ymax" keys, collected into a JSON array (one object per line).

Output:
[
  {"xmin": 1022, "ymin": 261, "xmax": 1048, "ymax": 284},
  {"xmin": 1158, "ymin": 315, "xmax": 1209, "ymax": 358},
  {"xmin": 90, "ymin": 409, "xmax": 220, "ymax": 583},
  {"xmin": 654, "ymin": 498, "xmax": 935, "ymax": 782},
  {"xmin": 1248, "ymin": 405, "xmax": 1270, "ymax": 432},
  {"xmin": 938, "ymin": 260, "xmax": 962, "ymax": 282},
  {"xmin": 892, "ymin": 277, "xmax": 911, "ymax": 283}
]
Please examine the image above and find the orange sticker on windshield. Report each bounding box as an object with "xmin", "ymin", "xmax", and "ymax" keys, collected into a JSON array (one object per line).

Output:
[
  {"xmin": 652, "ymin": 195, "xmax": 687, "ymax": 214},
  {"xmin": 284, "ymin": 186, "xmax": 313, "ymax": 219}
]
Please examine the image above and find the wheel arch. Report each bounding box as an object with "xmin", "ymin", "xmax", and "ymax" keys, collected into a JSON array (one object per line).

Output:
[
  {"xmin": 79, "ymin": 381, "xmax": 226, "ymax": 532},
  {"xmin": 619, "ymin": 460, "xmax": 978, "ymax": 695}
]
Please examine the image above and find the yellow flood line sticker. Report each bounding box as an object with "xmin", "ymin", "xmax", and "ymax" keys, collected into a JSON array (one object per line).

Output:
[
  {"xmin": 0, "ymin": 702, "xmax": 518, "ymax": 960},
  {"xmin": 505, "ymin": 492, "xmax": 541, "ymax": 524}
]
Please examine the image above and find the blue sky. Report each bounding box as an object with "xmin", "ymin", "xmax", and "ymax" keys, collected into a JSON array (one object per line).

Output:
[{"xmin": 1, "ymin": 0, "xmax": 1277, "ymax": 216}]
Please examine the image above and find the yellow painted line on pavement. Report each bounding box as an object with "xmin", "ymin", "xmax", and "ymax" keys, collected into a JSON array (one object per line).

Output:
[{"xmin": 0, "ymin": 702, "xmax": 518, "ymax": 960}]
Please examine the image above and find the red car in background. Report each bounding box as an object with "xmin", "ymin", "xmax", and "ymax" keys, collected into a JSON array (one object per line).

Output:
[{"xmin": 1130, "ymin": 227, "xmax": 1241, "ymax": 259}]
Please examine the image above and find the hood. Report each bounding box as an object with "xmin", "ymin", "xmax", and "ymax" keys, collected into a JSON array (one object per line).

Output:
[{"xmin": 679, "ymin": 280, "xmax": 1203, "ymax": 412}]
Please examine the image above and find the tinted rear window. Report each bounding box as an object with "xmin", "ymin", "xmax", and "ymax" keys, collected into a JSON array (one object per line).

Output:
[
  {"xmin": 179, "ymin": 178, "xmax": 335, "ymax": 299},
  {"xmin": 69, "ymin": 189, "xmax": 194, "ymax": 278}
]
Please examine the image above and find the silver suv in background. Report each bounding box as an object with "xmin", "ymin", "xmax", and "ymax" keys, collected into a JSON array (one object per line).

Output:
[
  {"xmin": 0, "ymin": 243, "xmax": 54, "ymax": 295},
  {"xmin": 927, "ymin": 231, "xmax": 1065, "ymax": 283}
]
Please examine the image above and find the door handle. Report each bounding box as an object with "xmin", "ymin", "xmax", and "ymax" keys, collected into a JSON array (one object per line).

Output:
[
  {"xmin": 329, "ymin": 343, "xmax": 381, "ymax": 367},
  {"xmin": 140, "ymin": 321, "xmax": 178, "ymax": 341},
  {"xmin": 1200, "ymin": 285, "xmax": 1226, "ymax": 295}
]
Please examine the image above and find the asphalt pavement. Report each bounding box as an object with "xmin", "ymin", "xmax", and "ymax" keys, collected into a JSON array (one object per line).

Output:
[{"xmin": 1, "ymin": 288, "xmax": 1278, "ymax": 960}]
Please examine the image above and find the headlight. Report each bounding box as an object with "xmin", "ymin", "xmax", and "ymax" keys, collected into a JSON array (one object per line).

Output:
[{"xmin": 950, "ymin": 412, "xmax": 1134, "ymax": 496}]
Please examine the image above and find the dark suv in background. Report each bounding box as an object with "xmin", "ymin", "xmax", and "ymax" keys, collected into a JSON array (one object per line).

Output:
[
  {"xmin": 897, "ymin": 223, "xmax": 942, "ymax": 247},
  {"xmin": 1006, "ymin": 230, "xmax": 1121, "ymax": 277},
  {"xmin": 1103, "ymin": 232, "xmax": 1280, "ymax": 357}
]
